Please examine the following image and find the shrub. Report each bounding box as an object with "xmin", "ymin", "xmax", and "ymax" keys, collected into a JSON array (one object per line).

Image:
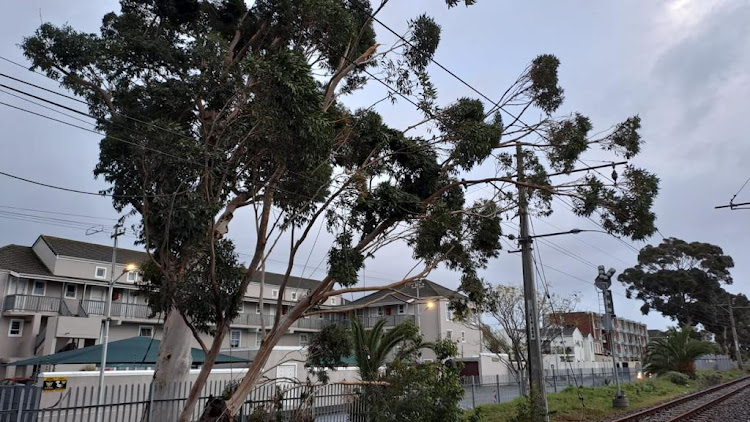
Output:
[{"xmin": 662, "ymin": 371, "xmax": 690, "ymax": 386}]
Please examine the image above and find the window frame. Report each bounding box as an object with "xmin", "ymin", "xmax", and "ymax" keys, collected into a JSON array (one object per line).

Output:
[
  {"xmin": 237, "ymin": 301, "xmax": 244, "ymax": 313},
  {"xmin": 376, "ymin": 307, "xmax": 384, "ymax": 317},
  {"xmin": 445, "ymin": 303, "xmax": 453, "ymax": 321},
  {"xmin": 461, "ymin": 331, "xmax": 466, "ymax": 343},
  {"xmin": 95, "ymin": 266, "xmax": 107, "ymax": 279},
  {"xmin": 64, "ymin": 283, "xmax": 77, "ymax": 299},
  {"xmin": 291, "ymin": 291, "xmax": 298, "ymax": 301},
  {"xmin": 397, "ymin": 304, "xmax": 405, "ymax": 315},
  {"xmin": 126, "ymin": 271, "xmax": 138, "ymax": 283},
  {"xmin": 8, "ymin": 319, "xmax": 24, "ymax": 337},
  {"xmin": 255, "ymin": 332, "xmax": 262, "ymax": 347},
  {"xmin": 329, "ymin": 297, "xmax": 336, "ymax": 306},
  {"xmin": 300, "ymin": 333, "xmax": 309, "ymax": 347},
  {"xmin": 31, "ymin": 280, "xmax": 46, "ymax": 296},
  {"xmin": 139, "ymin": 325, "xmax": 154, "ymax": 338},
  {"xmin": 230, "ymin": 329, "xmax": 241, "ymax": 348},
  {"xmin": 445, "ymin": 329, "xmax": 453, "ymax": 341},
  {"xmin": 271, "ymin": 289, "xmax": 279, "ymax": 299},
  {"xmin": 255, "ymin": 304, "xmax": 261, "ymax": 314}
]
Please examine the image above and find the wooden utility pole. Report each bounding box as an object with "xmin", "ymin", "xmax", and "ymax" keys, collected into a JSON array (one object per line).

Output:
[{"xmin": 515, "ymin": 142, "xmax": 549, "ymax": 422}]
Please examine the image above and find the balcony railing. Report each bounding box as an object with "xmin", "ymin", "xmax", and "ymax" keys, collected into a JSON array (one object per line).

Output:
[
  {"xmin": 3, "ymin": 295, "xmax": 61, "ymax": 313},
  {"xmin": 81, "ymin": 300, "xmax": 154, "ymax": 320},
  {"xmin": 232, "ymin": 313, "xmax": 416, "ymax": 330}
]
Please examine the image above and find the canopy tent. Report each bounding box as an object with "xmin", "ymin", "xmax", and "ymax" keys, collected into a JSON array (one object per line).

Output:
[{"xmin": 3, "ymin": 337, "xmax": 250, "ymax": 367}]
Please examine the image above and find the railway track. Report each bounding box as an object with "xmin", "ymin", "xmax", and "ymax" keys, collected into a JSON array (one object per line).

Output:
[{"xmin": 609, "ymin": 375, "xmax": 750, "ymax": 422}]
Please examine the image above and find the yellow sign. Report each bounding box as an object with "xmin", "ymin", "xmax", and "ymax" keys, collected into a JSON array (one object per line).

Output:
[{"xmin": 42, "ymin": 377, "xmax": 67, "ymax": 392}]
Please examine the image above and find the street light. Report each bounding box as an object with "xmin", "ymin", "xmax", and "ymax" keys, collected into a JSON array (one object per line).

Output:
[
  {"xmin": 594, "ymin": 265, "xmax": 629, "ymax": 409},
  {"xmin": 96, "ymin": 262, "xmax": 137, "ymax": 420}
]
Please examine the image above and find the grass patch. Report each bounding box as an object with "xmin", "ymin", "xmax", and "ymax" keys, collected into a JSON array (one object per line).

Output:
[{"xmin": 467, "ymin": 370, "xmax": 746, "ymax": 422}]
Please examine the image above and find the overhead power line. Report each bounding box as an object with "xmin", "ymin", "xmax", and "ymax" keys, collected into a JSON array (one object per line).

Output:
[{"xmin": 0, "ymin": 170, "xmax": 184, "ymax": 199}]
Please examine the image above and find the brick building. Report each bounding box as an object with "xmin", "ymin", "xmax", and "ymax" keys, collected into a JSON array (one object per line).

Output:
[{"xmin": 551, "ymin": 311, "xmax": 648, "ymax": 363}]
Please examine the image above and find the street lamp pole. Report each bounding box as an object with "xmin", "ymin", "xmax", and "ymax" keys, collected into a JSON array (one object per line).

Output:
[
  {"xmin": 96, "ymin": 217, "xmax": 126, "ymax": 421},
  {"xmin": 594, "ymin": 265, "xmax": 628, "ymax": 409}
]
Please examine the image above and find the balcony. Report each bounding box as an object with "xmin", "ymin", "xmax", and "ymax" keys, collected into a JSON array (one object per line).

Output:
[
  {"xmin": 81, "ymin": 300, "xmax": 155, "ymax": 320},
  {"xmin": 231, "ymin": 313, "xmax": 416, "ymax": 331},
  {"xmin": 3, "ymin": 295, "xmax": 62, "ymax": 314}
]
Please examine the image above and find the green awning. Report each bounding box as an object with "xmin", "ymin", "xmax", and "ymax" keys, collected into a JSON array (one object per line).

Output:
[{"xmin": 3, "ymin": 337, "xmax": 250, "ymax": 367}]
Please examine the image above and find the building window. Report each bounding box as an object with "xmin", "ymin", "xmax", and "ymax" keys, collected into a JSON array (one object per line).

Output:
[
  {"xmin": 64, "ymin": 284, "xmax": 77, "ymax": 299},
  {"xmin": 446, "ymin": 330, "xmax": 453, "ymax": 341},
  {"xmin": 271, "ymin": 289, "xmax": 279, "ymax": 299},
  {"xmin": 330, "ymin": 297, "xmax": 336, "ymax": 306},
  {"xmin": 255, "ymin": 304, "xmax": 261, "ymax": 314},
  {"xmin": 95, "ymin": 266, "xmax": 107, "ymax": 279},
  {"xmin": 300, "ymin": 333, "xmax": 309, "ymax": 347},
  {"xmin": 319, "ymin": 313, "xmax": 324, "ymax": 319},
  {"xmin": 461, "ymin": 331, "xmax": 466, "ymax": 343},
  {"xmin": 139, "ymin": 326, "xmax": 153, "ymax": 337},
  {"xmin": 398, "ymin": 305, "xmax": 405, "ymax": 315},
  {"xmin": 445, "ymin": 304, "xmax": 453, "ymax": 321},
  {"xmin": 237, "ymin": 301, "xmax": 244, "ymax": 313},
  {"xmin": 377, "ymin": 307, "xmax": 384, "ymax": 317},
  {"xmin": 255, "ymin": 332, "xmax": 262, "ymax": 347},
  {"xmin": 31, "ymin": 280, "xmax": 46, "ymax": 296},
  {"xmin": 291, "ymin": 291, "xmax": 298, "ymax": 301},
  {"xmin": 8, "ymin": 319, "xmax": 23, "ymax": 337},
  {"xmin": 126, "ymin": 271, "xmax": 138, "ymax": 283},
  {"xmin": 230, "ymin": 330, "xmax": 241, "ymax": 348}
]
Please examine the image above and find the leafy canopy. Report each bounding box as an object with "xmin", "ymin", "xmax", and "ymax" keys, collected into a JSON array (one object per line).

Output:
[{"xmin": 618, "ymin": 238, "xmax": 734, "ymax": 327}]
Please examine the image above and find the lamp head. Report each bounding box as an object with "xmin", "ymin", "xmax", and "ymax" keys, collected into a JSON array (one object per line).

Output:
[
  {"xmin": 606, "ymin": 267, "xmax": 616, "ymax": 278},
  {"xmin": 597, "ymin": 265, "xmax": 606, "ymax": 276},
  {"xmin": 124, "ymin": 263, "xmax": 138, "ymax": 273},
  {"xmin": 426, "ymin": 301, "xmax": 435, "ymax": 309}
]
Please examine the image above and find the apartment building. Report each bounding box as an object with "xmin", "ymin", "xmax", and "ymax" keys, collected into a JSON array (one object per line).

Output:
[
  {"xmin": 552, "ymin": 311, "xmax": 649, "ymax": 363},
  {"xmin": 0, "ymin": 235, "xmax": 342, "ymax": 380},
  {"xmin": 1, "ymin": 235, "xmax": 483, "ymax": 381},
  {"xmin": 345, "ymin": 279, "xmax": 484, "ymax": 375}
]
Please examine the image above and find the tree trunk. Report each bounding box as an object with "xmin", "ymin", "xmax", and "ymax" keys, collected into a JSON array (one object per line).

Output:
[
  {"xmin": 177, "ymin": 325, "xmax": 229, "ymax": 422},
  {"xmin": 198, "ymin": 302, "xmax": 308, "ymax": 421},
  {"xmin": 146, "ymin": 308, "xmax": 194, "ymax": 421}
]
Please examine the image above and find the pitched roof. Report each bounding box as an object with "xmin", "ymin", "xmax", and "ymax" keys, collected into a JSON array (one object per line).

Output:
[
  {"xmin": 346, "ymin": 278, "xmax": 458, "ymax": 307},
  {"xmin": 250, "ymin": 271, "xmax": 322, "ymax": 291},
  {"xmin": 2, "ymin": 337, "xmax": 249, "ymax": 367},
  {"xmin": 540, "ymin": 325, "xmax": 578, "ymax": 339},
  {"xmin": 3, "ymin": 235, "xmax": 326, "ymax": 290},
  {"xmin": 0, "ymin": 245, "xmax": 53, "ymax": 276},
  {"xmin": 39, "ymin": 235, "xmax": 147, "ymax": 265}
]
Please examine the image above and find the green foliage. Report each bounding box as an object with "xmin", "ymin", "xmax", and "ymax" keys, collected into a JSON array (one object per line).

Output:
[
  {"xmin": 546, "ymin": 113, "xmax": 592, "ymax": 173},
  {"xmin": 645, "ymin": 327, "xmax": 717, "ymax": 378},
  {"xmin": 138, "ymin": 239, "xmax": 244, "ymax": 334},
  {"xmin": 528, "ymin": 54, "xmax": 564, "ymax": 115},
  {"xmin": 618, "ymin": 238, "xmax": 734, "ymax": 328},
  {"xmin": 327, "ymin": 232, "xmax": 365, "ymax": 287},
  {"xmin": 406, "ymin": 15, "xmax": 441, "ymax": 71},
  {"xmin": 368, "ymin": 358, "xmax": 464, "ymax": 422},
  {"xmin": 351, "ymin": 318, "xmax": 421, "ymax": 381},
  {"xmin": 305, "ymin": 323, "xmax": 352, "ymax": 383},
  {"xmin": 662, "ymin": 371, "xmax": 690, "ymax": 386}
]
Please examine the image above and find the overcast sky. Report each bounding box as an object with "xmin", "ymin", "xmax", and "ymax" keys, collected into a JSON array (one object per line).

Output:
[{"xmin": 1, "ymin": 0, "xmax": 748, "ymax": 331}]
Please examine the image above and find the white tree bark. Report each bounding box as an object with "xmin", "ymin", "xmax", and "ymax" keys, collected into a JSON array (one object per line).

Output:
[{"xmin": 148, "ymin": 308, "xmax": 194, "ymax": 421}]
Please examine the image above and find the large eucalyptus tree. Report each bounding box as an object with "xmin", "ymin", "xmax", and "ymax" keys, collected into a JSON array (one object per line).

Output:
[{"xmin": 22, "ymin": 0, "xmax": 658, "ymax": 419}]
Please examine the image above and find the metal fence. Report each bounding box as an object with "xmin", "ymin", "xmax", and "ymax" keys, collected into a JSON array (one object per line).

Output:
[
  {"xmin": 0, "ymin": 381, "xmax": 368, "ymax": 422},
  {"xmin": 695, "ymin": 355, "xmax": 736, "ymax": 371},
  {"xmin": 459, "ymin": 367, "xmax": 637, "ymax": 410}
]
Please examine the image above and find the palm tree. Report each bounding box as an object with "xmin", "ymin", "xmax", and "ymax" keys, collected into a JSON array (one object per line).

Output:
[
  {"xmin": 351, "ymin": 317, "xmax": 427, "ymax": 381},
  {"xmin": 645, "ymin": 326, "xmax": 716, "ymax": 378}
]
